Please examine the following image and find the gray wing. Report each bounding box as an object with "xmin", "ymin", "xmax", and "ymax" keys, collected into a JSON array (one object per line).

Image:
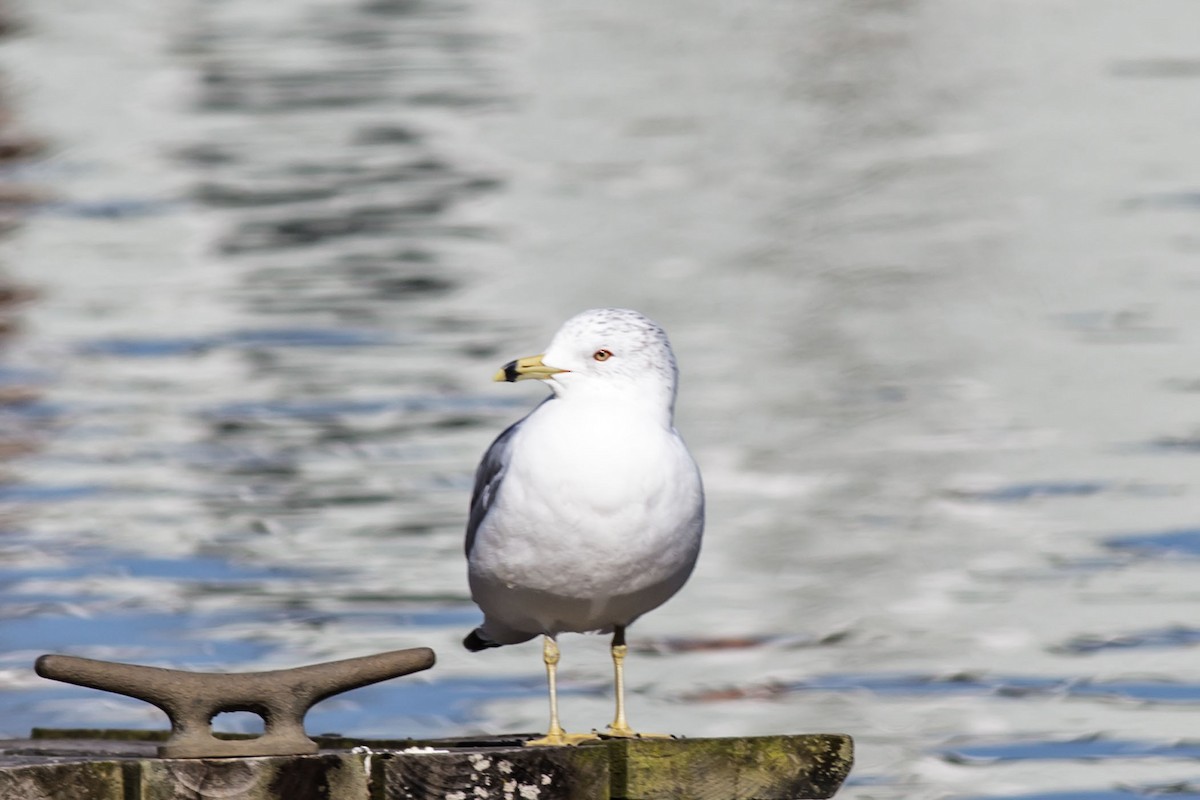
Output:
[{"xmin": 464, "ymin": 398, "xmax": 551, "ymax": 557}]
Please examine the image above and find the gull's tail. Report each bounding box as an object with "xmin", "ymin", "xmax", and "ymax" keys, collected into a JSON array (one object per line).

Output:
[
  {"xmin": 463, "ymin": 629, "xmax": 501, "ymax": 652},
  {"xmin": 463, "ymin": 619, "xmax": 539, "ymax": 651}
]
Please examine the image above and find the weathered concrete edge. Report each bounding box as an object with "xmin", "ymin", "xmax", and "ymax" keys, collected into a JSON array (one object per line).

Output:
[
  {"xmin": 0, "ymin": 759, "xmax": 126, "ymax": 800},
  {"xmin": 7, "ymin": 733, "xmax": 855, "ymax": 800}
]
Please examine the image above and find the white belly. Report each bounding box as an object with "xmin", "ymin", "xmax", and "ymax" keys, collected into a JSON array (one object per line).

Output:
[{"xmin": 468, "ymin": 404, "xmax": 704, "ymax": 635}]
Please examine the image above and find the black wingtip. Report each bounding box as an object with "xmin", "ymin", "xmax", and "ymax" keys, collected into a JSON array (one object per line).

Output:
[{"xmin": 463, "ymin": 630, "xmax": 501, "ymax": 652}]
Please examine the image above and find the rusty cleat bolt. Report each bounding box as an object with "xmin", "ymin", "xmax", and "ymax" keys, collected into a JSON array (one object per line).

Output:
[{"xmin": 35, "ymin": 648, "xmax": 436, "ymax": 758}]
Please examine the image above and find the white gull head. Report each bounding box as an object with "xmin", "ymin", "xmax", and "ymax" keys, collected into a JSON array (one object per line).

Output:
[{"xmin": 499, "ymin": 308, "xmax": 680, "ymax": 416}]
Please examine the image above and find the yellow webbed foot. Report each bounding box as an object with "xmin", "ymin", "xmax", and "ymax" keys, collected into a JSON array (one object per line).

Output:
[
  {"xmin": 600, "ymin": 725, "xmax": 675, "ymax": 740},
  {"xmin": 524, "ymin": 731, "xmax": 602, "ymax": 747}
]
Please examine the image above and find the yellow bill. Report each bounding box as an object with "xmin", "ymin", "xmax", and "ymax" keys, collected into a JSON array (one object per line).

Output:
[{"xmin": 494, "ymin": 354, "xmax": 568, "ymax": 382}]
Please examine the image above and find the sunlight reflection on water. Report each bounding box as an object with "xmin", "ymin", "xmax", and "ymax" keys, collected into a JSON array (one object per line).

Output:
[{"xmin": 1, "ymin": 0, "xmax": 1200, "ymax": 798}]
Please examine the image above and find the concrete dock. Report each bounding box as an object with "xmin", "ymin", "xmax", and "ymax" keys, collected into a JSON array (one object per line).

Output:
[{"xmin": 0, "ymin": 729, "xmax": 853, "ymax": 800}]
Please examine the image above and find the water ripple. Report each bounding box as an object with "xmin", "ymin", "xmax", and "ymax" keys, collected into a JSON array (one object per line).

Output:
[
  {"xmin": 942, "ymin": 735, "xmax": 1200, "ymax": 764},
  {"xmin": 1055, "ymin": 626, "xmax": 1200, "ymax": 655},
  {"xmin": 686, "ymin": 672, "xmax": 1200, "ymax": 705}
]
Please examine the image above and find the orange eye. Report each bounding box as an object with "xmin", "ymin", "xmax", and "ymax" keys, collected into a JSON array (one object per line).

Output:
[{"xmin": 593, "ymin": 349, "xmax": 613, "ymax": 362}]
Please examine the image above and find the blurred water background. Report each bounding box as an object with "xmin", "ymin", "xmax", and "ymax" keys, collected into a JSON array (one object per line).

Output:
[{"xmin": 0, "ymin": 0, "xmax": 1199, "ymax": 797}]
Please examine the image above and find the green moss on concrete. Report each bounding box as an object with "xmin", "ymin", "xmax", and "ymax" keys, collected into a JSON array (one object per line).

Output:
[{"xmin": 607, "ymin": 734, "xmax": 853, "ymax": 800}]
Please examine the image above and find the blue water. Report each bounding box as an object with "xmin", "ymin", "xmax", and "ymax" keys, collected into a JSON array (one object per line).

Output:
[
  {"xmin": 0, "ymin": 484, "xmax": 107, "ymax": 503},
  {"xmin": 1103, "ymin": 529, "xmax": 1200, "ymax": 558},
  {"xmin": 952, "ymin": 482, "xmax": 1111, "ymax": 503}
]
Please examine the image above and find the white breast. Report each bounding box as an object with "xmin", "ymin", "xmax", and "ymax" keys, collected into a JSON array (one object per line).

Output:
[{"xmin": 468, "ymin": 398, "xmax": 704, "ymax": 632}]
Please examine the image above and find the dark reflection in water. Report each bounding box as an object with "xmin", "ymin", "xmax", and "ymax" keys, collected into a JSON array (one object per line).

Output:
[{"xmin": 1055, "ymin": 625, "xmax": 1200, "ymax": 655}]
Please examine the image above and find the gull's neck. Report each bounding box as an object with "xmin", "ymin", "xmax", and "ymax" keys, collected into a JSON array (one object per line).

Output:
[{"xmin": 547, "ymin": 379, "xmax": 677, "ymax": 429}]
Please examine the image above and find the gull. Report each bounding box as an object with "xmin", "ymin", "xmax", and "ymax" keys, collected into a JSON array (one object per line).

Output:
[{"xmin": 463, "ymin": 308, "xmax": 705, "ymax": 746}]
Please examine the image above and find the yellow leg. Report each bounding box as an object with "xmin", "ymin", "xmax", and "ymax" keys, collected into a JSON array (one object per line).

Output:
[
  {"xmin": 525, "ymin": 636, "xmax": 598, "ymax": 747},
  {"xmin": 604, "ymin": 626, "xmax": 672, "ymax": 740},
  {"xmin": 606, "ymin": 626, "xmax": 635, "ymax": 737},
  {"xmin": 527, "ymin": 636, "xmax": 565, "ymax": 744}
]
